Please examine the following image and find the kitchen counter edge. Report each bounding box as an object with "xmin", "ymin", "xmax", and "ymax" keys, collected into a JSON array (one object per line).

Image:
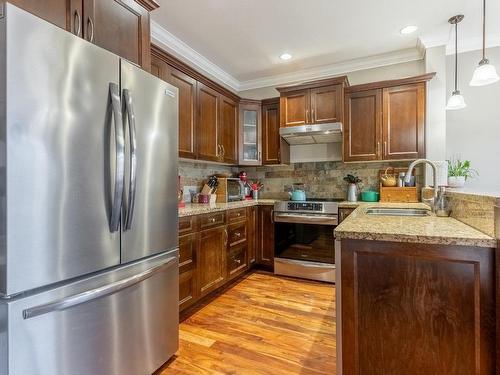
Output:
[{"xmin": 334, "ymin": 202, "xmax": 496, "ymax": 248}]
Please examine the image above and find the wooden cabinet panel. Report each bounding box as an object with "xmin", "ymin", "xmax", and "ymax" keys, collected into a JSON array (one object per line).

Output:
[
  {"xmin": 198, "ymin": 227, "xmax": 227, "ymax": 297},
  {"xmin": 257, "ymin": 206, "xmax": 274, "ymax": 267},
  {"xmin": 197, "ymin": 83, "xmax": 221, "ymax": 162},
  {"xmin": 383, "ymin": 83, "xmax": 425, "ymax": 160},
  {"xmin": 83, "ymin": 0, "xmax": 151, "ymax": 69},
  {"xmin": 9, "ymin": 0, "xmax": 81, "ymax": 32},
  {"xmin": 199, "ymin": 211, "xmax": 226, "ymax": 230},
  {"xmin": 179, "ymin": 233, "xmax": 198, "ymax": 311},
  {"xmin": 341, "ymin": 239, "xmax": 495, "ymax": 375},
  {"xmin": 262, "ymin": 99, "xmax": 288, "ymax": 165},
  {"xmin": 219, "ymin": 96, "xmax": 238, "ymax": 164},
  {"xmin": 167, "ymin": 67, "xmax": 197, "ymax": 159},
  {"xmin": 227, "ymin": 208, "xmax": 247, "ymax": 223},
  {"xmin": 247, "ymin": 206, "xmax": 257, "ymax": 266},
  {"xmin": 338, "ymin": 207, "xmax": 355, "ymax": 223},
  {"xmin": 228, "ymin": 221, "xmax": 247, "ymax": 247},
  {"xmin": 343, "ymin": 89, "xmax": 382, "ymax": 162},
  {"xmin": 280, "ymin": 90, "xmax": 310, "ymax": 127},
  {"xmin": 227, "ymin": 244, "xmax": 247, "ymax": 279},
  {"xmin": 310, "ymin": 84, "xmax": 342, "ymax": 124},
  {"xmin": 179, "ymin": 215, "xmax": 197, "ymax": 235}
]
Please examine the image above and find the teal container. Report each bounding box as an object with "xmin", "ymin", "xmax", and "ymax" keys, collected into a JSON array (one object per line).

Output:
[{"xmin": 361, "ymin": 190, "xmax": 379, "ymax": 202}]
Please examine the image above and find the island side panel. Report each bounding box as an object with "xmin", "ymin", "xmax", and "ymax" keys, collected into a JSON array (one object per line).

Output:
[{"xmin": 340, "ymin": 239, "xmax": 495, "ymax": 375}]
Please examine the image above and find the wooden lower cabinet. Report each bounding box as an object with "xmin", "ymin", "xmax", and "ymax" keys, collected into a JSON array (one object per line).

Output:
[
  {"xmin": 178, "ymin": 232, "xmax": 198, "ymax": 311},
  {"xmin": 247, "ymin": 206, "xmax": 257, "ymax": 265},
  {"xmin": 198, "ymin": 226, "xmax": 227, "ymax": 297},
  {"xmin": 340, "ymin": 239, "xmax": 496, "ymax": 375},
  {"xmin": 338, "ymin": 207, "xmax": 355, "ymax": 223},
  {"xmin": 178, "ymin": 206, "xmax": 275, "ymax": 312},
  {"xmin": 257, "ymin": 205, "xmax": 274, "ymax": 267}
]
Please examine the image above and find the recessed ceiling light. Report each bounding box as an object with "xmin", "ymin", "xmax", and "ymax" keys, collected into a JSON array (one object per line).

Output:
[
  {"xmin": 280, "ymin": 53, "xmax": 292, "ymax": 61},
  {"xmin": 400, "ymin": 25, "xmax": 418, "ymax": 35}
]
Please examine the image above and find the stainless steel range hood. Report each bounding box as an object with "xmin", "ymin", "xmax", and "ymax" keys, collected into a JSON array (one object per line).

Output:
[{"xmin": 279, "ymin": 122, "xmax": 342, "ymax": 145}]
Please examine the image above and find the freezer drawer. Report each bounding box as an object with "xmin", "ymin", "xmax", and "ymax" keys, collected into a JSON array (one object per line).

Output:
[{"xmin": 0, "ymin": 250, "xmax": 179, "ymax": 375}]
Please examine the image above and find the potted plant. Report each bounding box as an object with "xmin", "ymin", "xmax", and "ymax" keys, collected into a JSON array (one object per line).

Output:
[
  {"xmin": 447, "ymin": 158, "xmax": 478, "ymax": 188},
  {"xmin": 343, "ymin": 174, "xmax": 362, "ymax": 202}
]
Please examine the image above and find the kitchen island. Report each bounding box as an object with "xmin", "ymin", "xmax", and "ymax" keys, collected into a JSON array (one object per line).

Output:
[{"xmin": 334, "ymin": 203, "xmax": 496, "ymax": 375}]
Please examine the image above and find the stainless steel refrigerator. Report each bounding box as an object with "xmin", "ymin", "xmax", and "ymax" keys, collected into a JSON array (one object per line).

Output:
[{"xmin": 0, "ymin": 4, "xmax": 179, "ymax": 375}]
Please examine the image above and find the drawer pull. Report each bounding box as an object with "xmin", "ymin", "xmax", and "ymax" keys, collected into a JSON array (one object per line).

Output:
[
  {"xmin": 210, "ymin": 217, "xmax": 216, "ymax": 223},
  {"xmin": 234, "ymin": 232, "xmax": 241, "ymax": 238},
  {"xmin": 235, "ymin": 259, "xmax": 241, "ymax": 264}
]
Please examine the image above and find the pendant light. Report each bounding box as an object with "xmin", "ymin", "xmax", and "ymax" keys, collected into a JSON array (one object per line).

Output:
[
  {"xmin": 446, "ymin": 15, "xmax": 467, "ymax": 110},
  {"xmin": 470, "ymin": 0, "xmax": 499, "ymax": 86}
]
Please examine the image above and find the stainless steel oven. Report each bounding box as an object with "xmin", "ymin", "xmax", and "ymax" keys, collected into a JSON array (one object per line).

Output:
[{"xmin": 273, "ymin": 200, "xmax": 340, "ymax": 283}]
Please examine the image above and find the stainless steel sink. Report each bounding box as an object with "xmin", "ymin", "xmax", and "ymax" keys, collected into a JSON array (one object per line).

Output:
[{"xmin": 365, "ymin": 207, "xmax": 430, "ymax": 217}]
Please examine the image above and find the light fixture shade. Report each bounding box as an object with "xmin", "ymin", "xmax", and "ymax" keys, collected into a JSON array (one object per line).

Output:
[
  {"xmin": 446, "ymin": 92, "xmax": 467, "ymax": 110},
  {"xmin": 470, "ymin": 61, "xmax": 500, "ymax": 86}
]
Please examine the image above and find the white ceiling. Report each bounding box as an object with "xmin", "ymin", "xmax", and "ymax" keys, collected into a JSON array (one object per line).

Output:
[{"xmin": 151, "ymin": 0, "xmax": 500, "ymax": 91}]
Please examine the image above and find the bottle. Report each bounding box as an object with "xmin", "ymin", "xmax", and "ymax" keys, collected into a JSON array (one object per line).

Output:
[
  {"xmin": 398, "ymin": 172, "xmax": 405, "ymax": 187},
  {"xmin": 435, "ymin": 186, "xmax": 450, "ymax": 217}
]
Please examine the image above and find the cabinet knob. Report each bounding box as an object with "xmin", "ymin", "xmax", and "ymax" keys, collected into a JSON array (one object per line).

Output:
[
  {"xmin": 210, "ymin": 217, "xmax": 216, "ymax": 223},
  {"xmin": 234, "ymin": 232, "xmax": 241, "ymax": 237},
  {"xmin": 235, "ymin": 259, "xmax": 241, "ymax": 264}
]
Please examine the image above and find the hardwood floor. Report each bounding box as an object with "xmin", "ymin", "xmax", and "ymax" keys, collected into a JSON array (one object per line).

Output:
[{"xmin": 158, "ymin": 271, "xmax": 336, "ymax": 375}]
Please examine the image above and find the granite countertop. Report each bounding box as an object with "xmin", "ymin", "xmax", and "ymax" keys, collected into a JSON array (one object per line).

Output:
[
  {"xmin": 334, "ymin": 202, "xmax": 496, "ymax": 248},
  {"xmin": 179, "ymin": 199, "xmax": 277, "ymax": 217}
]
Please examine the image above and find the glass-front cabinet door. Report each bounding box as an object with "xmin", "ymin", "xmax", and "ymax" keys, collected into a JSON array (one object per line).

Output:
[{"xmin": 239, "ymin": 101, "xmax": 262, "ymax": 165}]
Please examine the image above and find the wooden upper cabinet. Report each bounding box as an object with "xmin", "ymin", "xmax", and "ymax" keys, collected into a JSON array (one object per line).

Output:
[
  {"xmin": 278, "ymin": 77, "xmax": 348, "ymax": 128},
  {"xmin": 343, "ymin": 73, "xmax": 434, "ymax": 162},
  {"xmin": 197, "ymin": 83, "xmax": 221, "ymax": 162},
  {"xmin": 280, "ymin": 90, "xmax": 310, "ymax": 127},
  {"xmin": 168, "ymin": 67, "xmax": 197, "ymax": 159},
  {"xmin": 219, "ymin": 96, "xmax": 238, "ymax": 164},
  {"xmin": 344, "ymin": 89, "xmax": 382, "ymax": 162},
  {"xmin": 262, "ymin": 98, "xmax": 288, "ymax": 165},
  {"xmin": 83, "ymin": 0, "xmax": 151, "ymax": 69},
  {"xmin": 239, "ymin": 101, "xmax": 262, "ymax": 166},
  {"xmin": 150, "ymin": 56, "xmax": 197, "ymax": 159},
  {"xmin": 382, "ymin": 83, "xmax": 425, "ymax": 160},
  {"xmin": 10, "ymin": 0, "xmax": 155, "ymax": 70},
  {"xmin": 310, "ymin": 84, "xmax": 343, "ymax": 124},
  {"xmin": 9, "ymin": 0, "xmax": 81, "ymax": 32}
]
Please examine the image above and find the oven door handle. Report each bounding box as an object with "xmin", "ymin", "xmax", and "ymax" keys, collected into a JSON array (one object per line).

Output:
[{"xmin": 273, "ymin": 213, "xmax": 338, "ymax": 226}]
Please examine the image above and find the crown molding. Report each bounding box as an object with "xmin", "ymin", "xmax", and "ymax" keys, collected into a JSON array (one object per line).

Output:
[
  {"xmin": 151, "ymin": 21, "xmax": 426, "ymax": 92},
  {"xmin": 237, "ymin": 48, "xmax": 425, "ymax": 91},
  {"xmin": 151, "ymin": 21, "xmax": 241, "ymax": 92},
  {"xmin": 419, "ymin": 32, "xmax": 500, "ymax": 56}
]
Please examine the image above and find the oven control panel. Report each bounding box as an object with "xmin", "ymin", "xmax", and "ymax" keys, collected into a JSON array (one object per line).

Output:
[{"xmin": 287, "ymin": 202, "xmax": 323, "ymax": 212}]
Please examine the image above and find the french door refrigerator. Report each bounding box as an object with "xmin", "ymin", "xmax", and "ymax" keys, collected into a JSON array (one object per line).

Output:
[{"xmin": 0, "ymin": 4, "xmax": 179, "ymax": 375}]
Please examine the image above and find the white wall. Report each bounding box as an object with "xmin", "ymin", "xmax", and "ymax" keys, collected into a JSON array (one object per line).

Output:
[
  {"xmin": 445, "ymin": 47, "xmax": 500, "ymax": 195},
  {"xmin": 424, "ymin": 46, "xmax": 447, "ymax": 184}
]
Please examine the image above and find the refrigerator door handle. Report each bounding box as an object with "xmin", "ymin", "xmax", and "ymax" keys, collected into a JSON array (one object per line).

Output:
[
  {"xmin": 109, "ymin": 82, "xmax": 125, "ymax": 233},
  {"xmin": 123, "ymin": 88, "xmax": 137, "ymax": 231},
  {"xmin": 22, "ymin": 255, "xmax": 178, "ymax": 320}
]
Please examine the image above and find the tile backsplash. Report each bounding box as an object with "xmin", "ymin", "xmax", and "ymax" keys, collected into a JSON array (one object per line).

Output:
[
  {"xmin": 243, "ymin": 161, "xmax": 421, "ymax": 200},
  {"xmin": 179, "ymin": 159, "xmax": 422, "ymax": 201},
  {"xmin": 179, "ymin": 160, "xmax": 238, "ymax": 189}
]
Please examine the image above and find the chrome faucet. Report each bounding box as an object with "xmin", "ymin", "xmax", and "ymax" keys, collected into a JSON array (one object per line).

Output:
[{"xmin": 404, "ymin": 159, "xmax": 439, "ymax": 212}]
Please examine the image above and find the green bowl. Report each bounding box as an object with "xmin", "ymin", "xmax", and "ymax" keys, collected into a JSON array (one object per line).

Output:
[{"xmin": 361, "ymin": 190, "xmax": 379, "ymax": 202}]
